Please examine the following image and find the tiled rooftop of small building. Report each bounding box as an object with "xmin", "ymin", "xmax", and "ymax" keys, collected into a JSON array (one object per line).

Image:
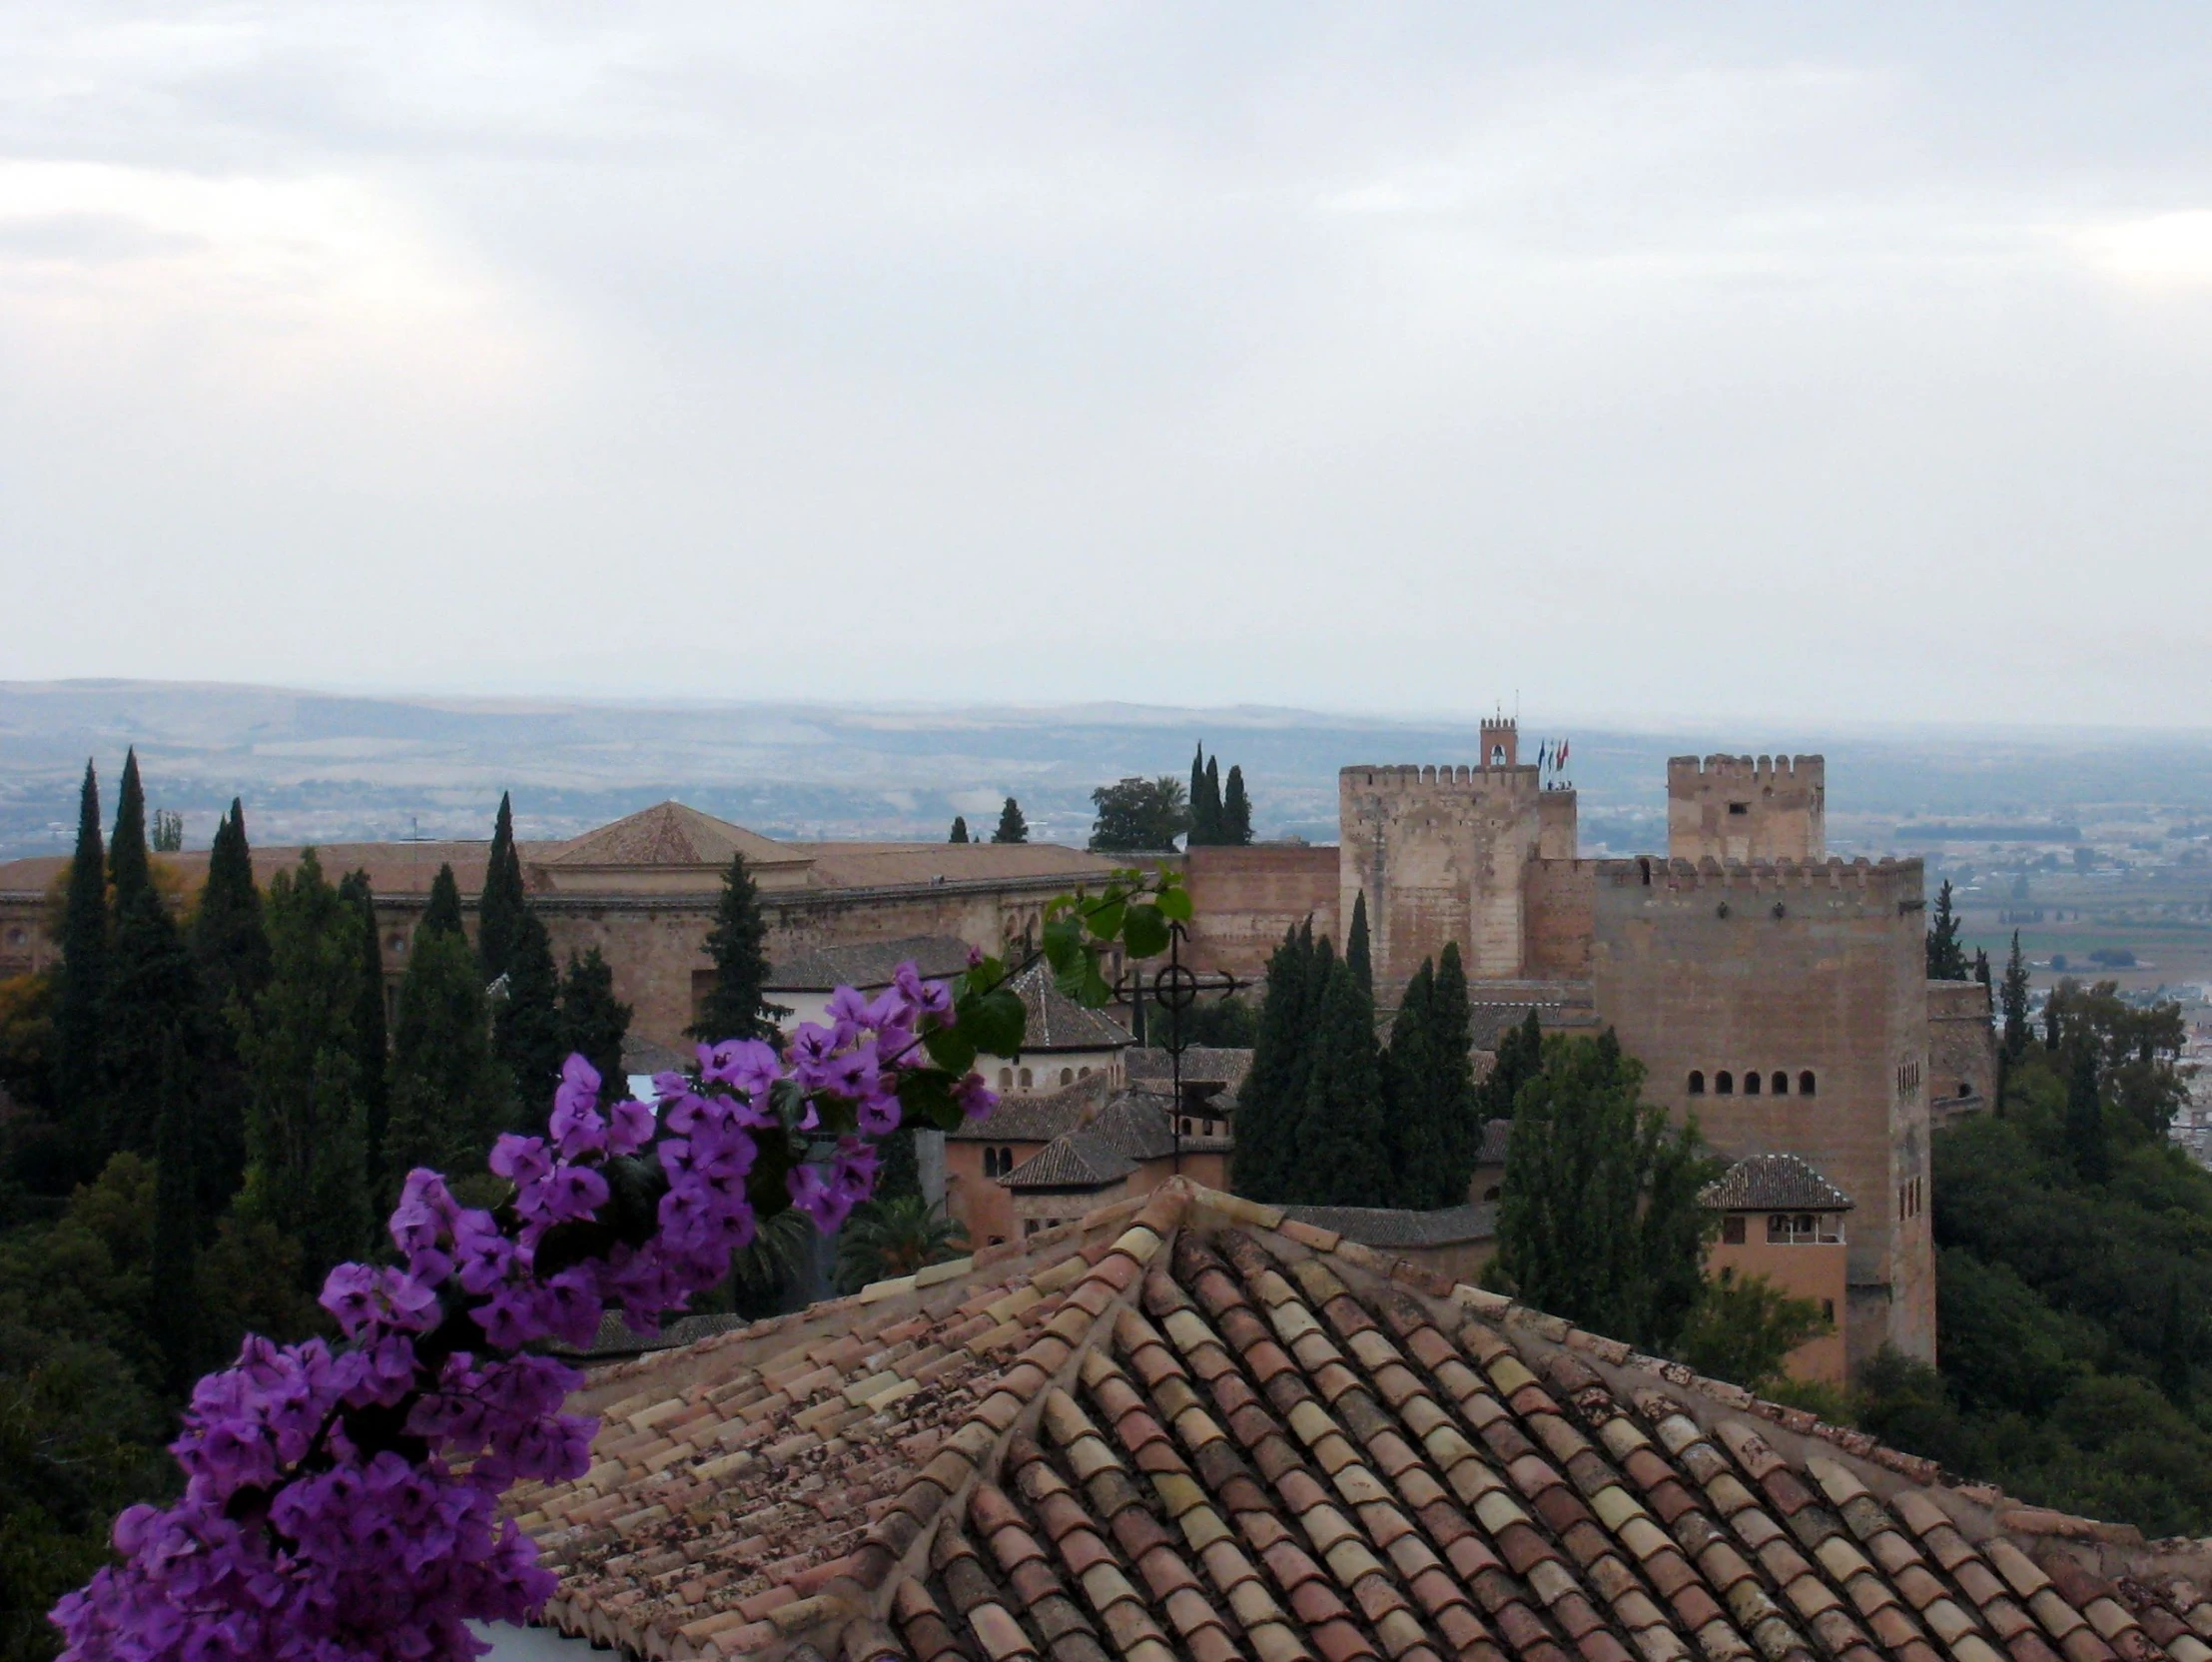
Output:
[
  {"xmin": 1699, "ymin": 1157, "xmax": 1853, "ymax": 1215},
  {"xmin": 512, "ymin": 1183, "xmax": 2212, "ymax": 1662}
]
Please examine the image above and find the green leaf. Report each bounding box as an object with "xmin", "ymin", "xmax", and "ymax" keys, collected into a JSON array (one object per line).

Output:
[
  {"xmin": 1123, "ymin": 903, "xmax": 1169, "ymax": 959},
  {"xmin": 898, "ymin": 1068, "xmax": 967, "ymax": 1132},
  {"xmin": 923, "ymin": 1023, "xmax": 979, "ymax": 1075},
  {"xmin": 1085, "ymin": 898, "xmax": 1125, "ymax": 943},
  {"xmin": 1043, "ymin": 913, "xmax": 1085, "ymax": 972},
  {"xmin": 1157, "ymin": 884, "xmax": 1193, "ymax": 923},
  {"xmin": 960, "ymin": 986, "xmax": 1027, "ymax": 1057}
]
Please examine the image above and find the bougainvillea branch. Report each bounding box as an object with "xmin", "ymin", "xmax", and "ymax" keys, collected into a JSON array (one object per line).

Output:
[{"xmin": 54, "ymin": 868, "xmax": 1185, "ymax": 1662}]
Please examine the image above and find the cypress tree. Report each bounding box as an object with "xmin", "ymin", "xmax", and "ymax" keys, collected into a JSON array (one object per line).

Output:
[
  {"xmin": 1972, "ymin": 948, "xmax": 1991, "ymax": 991},
  {"xmin": 236, "ymin": 849, "xmax": 370, "ymax": 1282},
  {"xmin": 993, "ymin": 798, "xmax": 1029, "ymax": 844},
  {"xmin": 1925, "ymin": 879, "xmax": 1967, "ymax": 980},
  {"xmin": 385, "ymin": 925, "xmax": 510, "ymax": 1187},
  {"xmin": 477, "ymin": 793, "xmax": 526, "ymax": 982},
  {"xmin": 195, "ymin": 800, "xmax": 270, "ymax": 1014},
  {"xmin": 560, "ymin": 948, "xmax": 633, "ymax": 1098},
  {"xmin": 1188, "ymin": 746, "xmax": 1210, "ymax": 846},
  {"xmin": 109, "ymin": 747, "xmax": 151, "ymax": 908},
  {"xmin": 1222, "ymin": 766, "xmax": 1252, "ymax": 845},
  {"xmin": 494, "ymin": 909, "xmax": 565, "ymax": 1129},
  {"xmin": 1233, "ymin": 923, "xmax": 1312, "ymax": 1202},
  {"xmin": 151, "ymin": 1033, "xmax": 201, "ymax": 1392},
  {"xmin": 2000, "ymin": 931, "xmax": 2031, "ymax": 1060},
  {"xmin": 337, "ymin": 872, "xmax": 390, "ymax": 1190},
  {"xmin": 101, "ymin": 877, "xmax": 203, "ymax": 1157},
  {"xmin": 1429, "ymin": 941, "xmax": 1477, "ymax": 1191},
  {"xmin": 1345, "ymin": 891, "xmax": 1372, "ymax": 1000},
  {"xmin": 1292, "ymin": 960, "xmax": 1390, "ymax": 1207},
  {"xmin": 2064, "ymin": 1041, "xmax": 2108, "ymax": 1185},
  {"xmin": 1202, "ymin": 756, "xmax": 1223, "ymax": 845},
  {"xmin": 2044, "ymin": 979, "xmax": 2067, "ymax": 1051},
  {"xmin": 949, "ymin": 816, "xmax": 970, "ymax": 843},
  {"xmin": 1385, "ymin": 959, "xmax": 1439, "ymax": 1203},
  {"xmin": 54, "ymin": 760, "xmax": 108, "ymax": 1107},
  {"xmin": 421, "ymin": 863, "xmax": 464, "ymax": 938},
  {"xmin": 192, "ymin": 799, "xmax": 266, "ymax": 1212},
  {"xmin": 2160, "ymin": 1276, "xmax": 2193, "ymax": 1407},
  {"xmin": 1477, "ymin": 1008, "xmax": 1545, "ymax": 1121},
  {"xmin": 691, "ymin": 852, "xmax": 781, "ymax": 1042}
]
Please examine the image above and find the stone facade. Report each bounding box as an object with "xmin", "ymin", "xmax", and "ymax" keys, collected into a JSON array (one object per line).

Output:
[
  {"xmin": 1928, "ymin": 977, "xmax": 2000, "ymax": 1126},
  {"xmin": 1668, "ymin": 753, "xmax": 1827, "ymax": 864}
]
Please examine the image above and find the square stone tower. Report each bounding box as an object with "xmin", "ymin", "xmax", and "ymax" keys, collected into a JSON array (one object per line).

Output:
[{"xmin": 1668, "ymin": 754, "xmax": 1825, "ymax": 864}]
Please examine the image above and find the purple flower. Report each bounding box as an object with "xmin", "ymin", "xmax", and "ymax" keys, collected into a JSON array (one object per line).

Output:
[
  {"xmin": 548, "ymin": 1059, "xmax": 607, "ymax": 1159},
  {"xmin": 489, "ymin": 1134, "xmax": 551, "ymax": 1190},
  {"xmin": 893, "ymin": 962, "xmax": 955, "ymax": 1023},
  {"xmin": 538, "ymin": 1164, "xmax": 609, "ymax": 1223},
  {"xmin": 857, "ymin": 1086, "xmax": 901, "ymax": 1137},
  {"xmin": 605, "ymin": 1096, "xmax": 655, "ymax": 1156},
  {"xmin": 787, "ymin": 1162, "xmax": 854, "ymax": 1234},
  {"xmin": 318, "ymin": 1263, "xmax": 378, "ymax": 1337},
  {"xmin": 956, "ymin": 1073, "xmax": 999, "ymax": 1122},
  {"xmin": 698, "ymin": 1038, "xmax": 780, "ymax": 1100},
  {"xmin": 830, "ymin": 1138, "xmax": 880, "ymax": 1205}
]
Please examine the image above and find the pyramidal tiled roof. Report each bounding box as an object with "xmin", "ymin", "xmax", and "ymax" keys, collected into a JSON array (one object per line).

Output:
[
  {"xmin": 1011, "ymin": 963, "xmax": 1136, "ymax": 1053},
  {"xmin": 1699, "ymin": 1157, "xmax": 1853, "ymax": 1214},
  {"xmin": 545, "ymin": 802, "xmax": 803, "ymax": 870},
  {"xmin": 507, "ymin": 1182, "xmax": 2212, "ymax": 1662}
]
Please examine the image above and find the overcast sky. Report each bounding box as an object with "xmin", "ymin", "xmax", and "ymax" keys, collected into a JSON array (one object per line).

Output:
[{"xmin": 3, "ymin": 4, "xmax": 2209, "ymax": 727}]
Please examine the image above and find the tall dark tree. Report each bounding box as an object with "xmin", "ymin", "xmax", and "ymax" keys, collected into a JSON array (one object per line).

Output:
[
  {"xmin": 1188, "ymin": 745, "xmax": 1216, "ymax": 846},
  {"xmin": 108, "ymin": 747, "xmax": 151, "ymax": 909},
  {"xmin": 100, "ymin": 875, "xmax": 203, "ymax": 1158},
  {"xmin": 421, "ymin": 863, "xmax": 464, "ymax": 938},
  {"xmin": 385, "ymin": 924, "xmax": 510, "ymax": 1188},
  {"xmin": 151, "ymin": 1033, "xmax": 201, "ymax": 1392},
  {"xmin": 2064, "ymin": 1041, "xmax": 2109, "ymax": 1185},
  {"xmin": 1202, "ymin": 756, "xmax": 1223, "ymax": 843},
  {"xmin": 1926, "ymin": 879, "xmax": 1969, "ymax": 981},
  {"xmin": 560, "ymin": 948, "xmax": 632, "ymax": 1098},
  {"xmin": 54, "ymin": 760, "xmax": 108, "ymax": 1105},
  {"xmin": 191, "ymin": 799, "xmax": 267, "ymax": 1211},
  {"xmin": 1291, "ymin": 959, "xmax": 1390, "ymax": 1207},
  {"xmin": 2000, "ymin": 932, "xmax": 2031, "ymax": 1060},
  {"xmin": 236, "ymin": 849, "xmax": 370, "ymax": 1281},
  {"xmin": 337, "ymin": 872, "xmax": 390, "ymax": 1189},
  {"xmin": 691, "ymin": 852, "xmax": 782, "ymax": 1042},
  {"xmin": 1384, "ymin": 960, "xmax": 1441, "ymax": 1202},
  {"xmin": 1493, "ymin": 1031, "xmax": 1720, "ymax": 1351},
  {"xmin": 1973, "ymin": 948, "xmax": 1992, "ymax": 992},
  {"xmin": 993, "ymin": 798, "xmax": 1029, "ymax": 844},
  {"xmin": 476, "ymin": 793, "xmax": 527, "ymax": 983},
  {"xmin": 494, "ymin": 909, "xmax": 565, "ymax": 1128},
  {"xmin": 1476, "ymin": 1008, "xmax": 1545, "ymax": 1121},
  {"xmin": 949, "ymin": 816, "xmax": 970, "ymax": 844},
  {"xmin": 1428, "ymin": 942, "xmax": 1477, "ymax": 1187},
  {"xmin": 2160, "ymin": 1276, "xmax": 2194, "ymax": 1408},
  {"xmin": 1234, "ymin": 923, "xmax": 1314, "ymax": 1202},
  {"xmin": 194, "ymin": 800, "xmax": 271, "ymax": 1015},
  {"xmin": 1345, "ymin": 891, "xmax": 1372, "ymax": 1000},
  {"xmin": 2044, "ymin": 978, "xmax": 2067, "ymax": 1051},
  {"xmin": 1221, "ymin": 766, "xmax": 1252, "ymax": 846}
]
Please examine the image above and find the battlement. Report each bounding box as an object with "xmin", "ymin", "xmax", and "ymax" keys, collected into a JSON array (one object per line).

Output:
[
  {"xmin": 1595, "ymin": 854, "xmax": 1920, "ymax": 896},
  {"xmin": 1340, "ymin": 762, "xmax": 1539, "ymax": 791},
  {"xmin": 1667, "ymin": 753, "xmax": 1825, "ymax": 784}
]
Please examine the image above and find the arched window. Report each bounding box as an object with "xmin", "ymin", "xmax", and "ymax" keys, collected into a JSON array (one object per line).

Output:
[
  {"xmin": 1079, "ymin": 1066, "xmax": 1091, "ymax": 1078},
  {"xmin": 1060, "ymin": 1067, "xmax": 1074, "ymax": 1087},
  {"xmin": 998, "ymin": 1068, "xmax": 1013, "ymax": 1089},
  {"xmin": 1773, "ymin": 1071, "xmax": 1789, "ymax": 1096},
  {"xmin": 1687, "ymin": 1071, "xmax": 1706, "ymax": 1095},
  {"xmin": 1716, "ymin": 1071, "xmax": 1734, "ymax": 1095},
  {"xmin": 1018, "ymin": 1067, "xmax": 1033, "ymax": 1088},
  {"xmin": 1744, "ymin": 1071, "xmax": 1761, "ymax": 1096},
  {"xmin": 1179, "ymin": 1118, "xmax": 1193, "ymax": 1136},
  {"xmin": 983, "ymin": 1148, "xmax": 999, "ymax": 1179},
  {"xmin": 999, "ymin": 1146, "xmax": 1014, "ymax": 1175},
  {"xmin": 1799, "ymin": 1070, "xmax": 1817, "ymax": 1097},
  {"xmin": 1958, "ymin": 1080, "xmax": 1971, "ymax": 1100}
]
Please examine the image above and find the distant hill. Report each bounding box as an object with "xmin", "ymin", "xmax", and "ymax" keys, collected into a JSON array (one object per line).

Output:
[{"xmin": 5, "ymin": 680, "xmax": 2211, "ymax": 860}]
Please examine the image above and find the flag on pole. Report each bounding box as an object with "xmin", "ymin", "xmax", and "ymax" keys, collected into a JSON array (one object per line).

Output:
[{"xmin": 1558, "ymin": 738, "xmax": 1570, "ymax": 768}]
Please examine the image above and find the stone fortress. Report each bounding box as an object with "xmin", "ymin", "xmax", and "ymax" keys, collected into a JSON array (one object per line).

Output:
[{"xmin": 0, "ymin": 718, "xmax": 1989, "ymax": 1376}]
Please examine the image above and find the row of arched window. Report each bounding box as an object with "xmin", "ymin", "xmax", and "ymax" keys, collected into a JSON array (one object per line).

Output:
[
  {"xmin": 996, "ymin": 1064, "xmax": 1099, "ymax": 1091},
  {"xmin": 1687, "ymin": 1069, "xmax": 1816, "ymax": 1098},
  {"xmin": 981, "ymin": 1146, "xmax": 1019, "ymax": 1179}
]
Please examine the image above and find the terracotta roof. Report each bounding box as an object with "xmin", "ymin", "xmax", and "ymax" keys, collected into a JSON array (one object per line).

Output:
[
  {"xmin": 0, "ymin": 842, "xmax": 540, "ymax": 901},
  {"xmin": 1003, "ymin": 1092, "xmax": 1231, "ymax": 1193},
  {"xmin": 769, "ymin": 937, "xmax": 979, "ymax": 993},
  {"xmin": 795, "ymin": 844, "xmax": 1125, "ymax": 891},
  {"xmin": 1127, "ymin": 1050, "xmax": 1255, "ymax": 1090},
  {"xmin": 1275, "ymin": 1203, "xmax": 1496, "ymax": 1249},
  {"xmin": 1011, "ymin": 964, "xmax": 1136, "ymax": 1054},
  {"xmin": 950, "ymin": 1080, "xmax": 1111, "ymax": 1147},
  {"xmin": 512, "ymin": 1180, "xmax": 2210, "ymax": 1662},
  {"xmin": 543, "ymin": 802, "xmax": 802, "ymax": 871},
  {"xmin": 622, "ymin": 1036, "xmax": 693, "ymax": 1077},
  {"xmin": 1700, "ymin": 1155, "xmax": 1854, "ymax": 1214},
  {"xmin": 1474, "ymin": 1121, "xmax": 1512, "ymax": 1167}
]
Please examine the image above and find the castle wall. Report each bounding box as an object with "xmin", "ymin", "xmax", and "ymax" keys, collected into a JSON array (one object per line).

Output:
[
  {"xmin": 1589, "ymin": 856, "xmax": 1934, "ymax": 1371},
  {"xmin": 1180, "ymin": 845, "xmax": 1339, "ymax": 982},
  {"xmin": 1668, "ymin": 755, "xmax": 1826, "ymax": 864},
  {"xmin": 1524, "ymin": 858, "xmax": 1597, "ymax": 980},
  {"xmin": 1339, "ymin": 764, "xmax": 1544, "ymax": 996},
  {"xmin": 1928, "ymin": 979, "xmax": 1998, "ymax": 1125}
]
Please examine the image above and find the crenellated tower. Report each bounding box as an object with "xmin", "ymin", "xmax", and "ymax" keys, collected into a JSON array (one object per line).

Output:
[{"xmin": 1668, "ymin": 753, "xmax": 1825, "ymax": 864}]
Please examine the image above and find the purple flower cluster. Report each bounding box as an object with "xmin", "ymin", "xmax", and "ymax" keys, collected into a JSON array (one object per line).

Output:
[{"xmin": 54, "ymin": 964, "xmax": 997, "ymax": 1662}]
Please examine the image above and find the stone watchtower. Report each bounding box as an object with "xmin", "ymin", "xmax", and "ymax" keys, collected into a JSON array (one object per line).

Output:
[{"xmin": 1668, "ymin": 754, "xmax": 1825, "ymax": 865}]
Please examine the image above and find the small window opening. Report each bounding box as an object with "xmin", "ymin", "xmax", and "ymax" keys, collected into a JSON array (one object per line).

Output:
[
  {"xmin": 1018, "ymin": 1067, "xmax": 1033, "ymax": 1088},
  {"xmin": 1744, "ymin": 1071, "xmax": 1762, "ymax": 1096},
  {"xmin": 1722, "ymin": 1216, "xmax": 1746, "ymax": 1245},
  {"xmin": 1716, "ymin": 1071, "xmax": 1734, "ymax": 1095},
  {"xmin": 1060, "ymin": 1067, "xmax": 1074, "ymax": 1086},
  {"xmin": 1687, "ymin": 1071, "xmax": 1706, "ymax": 1096},
  {"xmin": 1799, "ymin": 1070, "xmax": 1817, "ymax": 1097},
  {"xmin": 1772, "ymin": 1072, "xmax": 1789, "ymax": 1095},
  {"xmin": 998, "ymin": 1067, "xmax": 1013, "ymax": 1089},
  {"xmin": 1728, "ymin": 801, "xmax": 1751, "ymax": 816}
]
